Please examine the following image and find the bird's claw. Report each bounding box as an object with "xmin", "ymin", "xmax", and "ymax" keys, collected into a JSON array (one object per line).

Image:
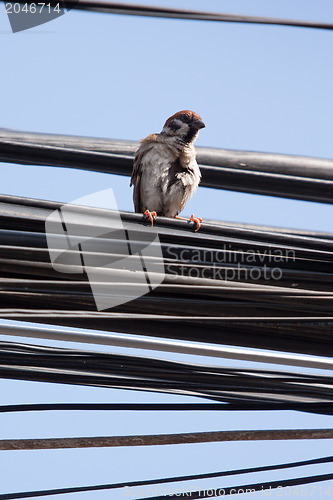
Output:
[
  {"xmin": 190, "ymin": 214, "xmax": 202, "ymax": 232},
  {"xmin": 144, "ymin": 210, "xmax": 157, "ymax": 226},
  {"xmin": 175, "ymin": 214, "xmax": 202, "ymax": 231}
]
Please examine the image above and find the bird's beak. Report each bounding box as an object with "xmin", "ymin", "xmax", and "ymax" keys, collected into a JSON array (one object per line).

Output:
[{"xmin": 193, "ymin": 119, "xmax": 206, "ymax": 129}]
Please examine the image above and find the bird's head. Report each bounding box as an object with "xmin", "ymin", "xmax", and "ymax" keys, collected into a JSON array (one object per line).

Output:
[{"xmin": 161, "ymin": 110, "xmax": 205, "ymax": 144}]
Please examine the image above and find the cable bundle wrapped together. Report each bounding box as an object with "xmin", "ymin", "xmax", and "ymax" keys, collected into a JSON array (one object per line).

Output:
[
  {"xmin": 0, "ymin": 192, "xmax": 332, "ymax": 357},
  {"xmin": 2, "ymin": 127, "xmax": 333, "ymax": 203},
  {"xmin": 0, "ymin": 339, "xmax": 332, "ymax": 410},
  {"xmin": 0, "ymin": 3, "xmax": 332, "ymax": 495}
]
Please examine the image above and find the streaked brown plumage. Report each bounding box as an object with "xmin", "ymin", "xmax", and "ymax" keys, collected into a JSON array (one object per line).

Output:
[{"xmin": 130, "ymin": 110, "xmax": 205, "ymax": 228}]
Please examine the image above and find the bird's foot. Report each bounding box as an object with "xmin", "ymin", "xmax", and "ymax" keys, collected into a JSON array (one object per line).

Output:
[
  {"xmin": 144, "ymin": 210, "xmax": 157, "ymax": 226},
  {"xmin": 175, "ymin": 214, "xmax": 202, "ymax": 232},
  {"xmin": 190, "ymin": 214, "xmax": 202, "ymax": 232}
]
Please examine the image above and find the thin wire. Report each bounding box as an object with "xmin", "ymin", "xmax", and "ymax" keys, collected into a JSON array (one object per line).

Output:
[
  {"xmin": 0, "ymin": 455, "xmax": 332, "ymax": 499},
  {"xmin": 143, "ymin": 472, "xmax": 333, "ymax": 499},
  {"xmin": 36, "ymin": 1, "xmax": 333, "ymax": 31}
]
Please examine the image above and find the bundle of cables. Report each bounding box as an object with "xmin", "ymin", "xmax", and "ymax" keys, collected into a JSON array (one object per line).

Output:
[
  {"xmin": 0, "ymin": 190, "xmax": 332, "ymax": 357},
  {"xmin": 0, "ymin": 127, "xmax": 333, "ymax": 498}
]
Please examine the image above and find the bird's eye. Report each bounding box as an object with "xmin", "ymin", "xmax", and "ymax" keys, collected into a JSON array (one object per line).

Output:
[
  {"xmin": 169, "ymin": 120, "xmax": 181, "ymax": 131},
  {"xmin": 181, "ymin": 114, "xmax": 191, "ymax": 124}
]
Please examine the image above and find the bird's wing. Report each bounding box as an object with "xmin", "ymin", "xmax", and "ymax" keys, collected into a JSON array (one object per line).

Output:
[
  {"xmin": 131, "ymin": 149, "xmax": 144, "ymax": 213},
  {"xmin": 179, "ymin": 186, "xmax": 191, "ymax": 213},
  {"xmin": 130, "ymin": 135, "xmax": 157, "ymax": 213}
]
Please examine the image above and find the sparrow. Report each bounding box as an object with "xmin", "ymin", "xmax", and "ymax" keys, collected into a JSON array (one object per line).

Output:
[{"xmin": 130, "ymin": 110, "xmax": 205, "ymax": 231}]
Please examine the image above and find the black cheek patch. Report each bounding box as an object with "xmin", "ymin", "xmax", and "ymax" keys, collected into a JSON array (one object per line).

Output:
[{"xmin": 184, "ymin": 127, "xmax": 198, "ymax": 144}]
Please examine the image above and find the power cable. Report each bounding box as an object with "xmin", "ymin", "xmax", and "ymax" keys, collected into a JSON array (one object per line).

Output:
[
  {"xmin": 0, "ymin": 402, "xmax": 333, "ymax": 414},
  {"xmin": 0, "ymin": 193, "xmax": 333, "ymax": 357},
  {"xmin": 1, "ymin": 429, "xmax": 333, "ymax": 450},
  {"xmin": 1, "ymin": 132, "xmax": 333, "ymax": 203},
  {"xmin": 18, "ymin": 0, "xmax": 333, "ymax": 31},
  {"xmin": 0, "ymin": 340, "xmax": 332, "ymax": 409},
  {"xmin": 1, "ymin": 455, "xmax": 332, "ymax": 499}
]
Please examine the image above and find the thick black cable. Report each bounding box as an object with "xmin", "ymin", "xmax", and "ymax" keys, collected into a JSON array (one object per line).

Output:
[
  {"xmin": 0, "ymin": 402, "xmax": 332, "ymax": 414},
  {"xmin": 0, "ymin": 340, "xmax": 332, "ymax": 409},
  {"xmin": 1, "ymin": 193, "xmax": 333, "ymax": 356},
  {"xmin": 1, "ymin": 310, "xmax": 332, "ymax": 358},
  {"xmin": 2, "ymin": 137, "xmax": 333, "ymax": 203},
  {"xmin": 1, "ymin": 192, "xmax": 333, "ymax": 261},
  {"xmin": 3, "ymin": 128, "xmax": 333, "ymax": 181}
]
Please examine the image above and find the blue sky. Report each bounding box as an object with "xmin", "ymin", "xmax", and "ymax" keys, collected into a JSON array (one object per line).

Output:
[
  {"xmin": 1, "ymin": 0, "xmax": 333, "ymax": 232},
  {"xmin": 0, "ymin": 0, "xmax": 333, "ymax": 498}
]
